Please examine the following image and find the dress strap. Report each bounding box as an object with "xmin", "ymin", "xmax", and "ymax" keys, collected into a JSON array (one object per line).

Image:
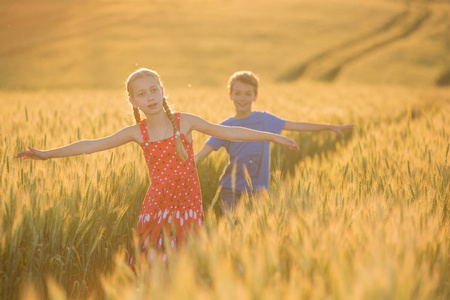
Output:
[{"xmin": 139, "ymin": 119, "xmax": 150, "ymax": 144}]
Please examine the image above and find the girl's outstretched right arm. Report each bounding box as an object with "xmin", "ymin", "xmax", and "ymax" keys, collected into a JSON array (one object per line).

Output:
[
  {"xmin": 182, "ymin": 113, "xmax": 299, "ymax": 151},
  {"xmin": 16, "ymin": 125, "xmax": 140, "ymax": 160}
]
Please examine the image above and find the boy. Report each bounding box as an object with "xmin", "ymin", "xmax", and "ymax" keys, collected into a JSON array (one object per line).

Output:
[{"xmin": 194, "ymin": 71, "xmax": 354, "ymax": 210}]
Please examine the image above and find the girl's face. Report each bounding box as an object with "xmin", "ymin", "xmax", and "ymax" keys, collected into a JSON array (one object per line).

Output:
[{"xmin": 129, "ymin": 76, "xmax": 164, "ymax": 115}]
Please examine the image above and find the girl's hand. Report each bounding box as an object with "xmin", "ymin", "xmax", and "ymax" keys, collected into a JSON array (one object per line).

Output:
[
  {"xmin": 273, "ymin": 136, "xmax": 299, "ymax": 152},
  {"xmin": 15, "ymin": 147, "xmax": 48, "ymax": 160},
  {"xmin": 331, "ymin": 124, "xmax": 355, "ymax": 137}
]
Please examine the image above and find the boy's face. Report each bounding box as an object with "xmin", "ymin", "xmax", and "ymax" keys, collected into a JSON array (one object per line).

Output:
[{"xmin": 230, "ymin": 80, "xmax": 257, "ymax": 116}]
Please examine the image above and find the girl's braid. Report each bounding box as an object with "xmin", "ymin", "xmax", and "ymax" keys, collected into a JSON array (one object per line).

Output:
[
  {"xmin": 133, "ymin": 107, "xmax": 141, "ymax": 124},
  {"xmin": 163, "ymin": 98, "xmax": 188, "ymax": 161}
]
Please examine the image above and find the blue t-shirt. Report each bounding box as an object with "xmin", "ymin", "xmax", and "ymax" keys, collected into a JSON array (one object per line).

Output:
[{"xmin": 206, "ymin": 111, "xmax": 286, "ymax": 191}]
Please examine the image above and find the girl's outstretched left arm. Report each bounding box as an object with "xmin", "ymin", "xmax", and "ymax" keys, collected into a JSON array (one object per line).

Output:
[{"xmin": 183, "ymin": 113, "xmax": 299, "ymax": 151}]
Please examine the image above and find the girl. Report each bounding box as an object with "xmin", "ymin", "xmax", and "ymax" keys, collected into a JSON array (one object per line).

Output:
[{"xmin": 16, "ymin": 68, "xmax": 299, "ymax": 266}]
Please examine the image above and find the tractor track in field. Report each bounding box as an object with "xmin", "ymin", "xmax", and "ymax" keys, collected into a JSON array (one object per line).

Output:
[
  {"xmin": 278, "ymin": 4, "xmax": 432, "ymax": 83},
  {"xmin": 0, "ymin": 9, "xmax": 137, "ymax": 58}
]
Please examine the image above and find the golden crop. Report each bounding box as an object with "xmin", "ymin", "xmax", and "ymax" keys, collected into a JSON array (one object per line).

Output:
[{"xmin": 1, "ymin": 0, "xmax": 449, "ymax": 299}]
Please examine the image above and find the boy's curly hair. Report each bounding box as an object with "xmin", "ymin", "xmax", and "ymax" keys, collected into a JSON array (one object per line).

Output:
[{"xmin": 227, "ymin": 71, "xmax": 259, "ymax": 95}]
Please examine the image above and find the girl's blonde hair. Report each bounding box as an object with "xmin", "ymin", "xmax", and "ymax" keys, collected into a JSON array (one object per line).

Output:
[{"xmin": 127, "ymin": 68, "xmax": 188, "ymax": 161}]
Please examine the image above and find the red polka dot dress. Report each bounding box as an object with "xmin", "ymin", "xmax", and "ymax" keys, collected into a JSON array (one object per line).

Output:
[{"xmin": 128, "ymin": 113, "xmax": 203, "ymax": 266}]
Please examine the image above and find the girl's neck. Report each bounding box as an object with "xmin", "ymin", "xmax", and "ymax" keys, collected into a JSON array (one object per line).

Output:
[{"xmin": 145, "ymin": 111, "xmax": 171, "ymax": 129}]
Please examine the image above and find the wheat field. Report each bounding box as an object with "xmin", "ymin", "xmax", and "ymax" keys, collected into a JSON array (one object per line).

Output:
[{"xmin": 1, "ymin": 0, "xmax": 449, "ymax": 299}]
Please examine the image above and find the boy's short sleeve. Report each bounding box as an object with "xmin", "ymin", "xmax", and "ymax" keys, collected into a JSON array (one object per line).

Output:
[
  {"xmin": 206, "ymin": 136, "xmax": 227, "ymax": 150},
  {"xmin": 205, "ymin": 118, "xmax": 233, "ymax": 150},
  {"xmin": 262, "ymin": 111, "xmax": 286, "ymax": 134}
]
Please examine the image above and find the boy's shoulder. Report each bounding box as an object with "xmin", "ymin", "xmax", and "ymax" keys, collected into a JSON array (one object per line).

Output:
[
  {"xmin": 221, "ymin": 111, "xmax": 280, "ymax": 125},
  {"xmin": 254, "ymin": 110, "xmax": 277, "ymax": 117},
  {"xmin": 219, "ymin": 116, "xmax": 237, "ymax": 125},
  {"xmin": 253, "ymin": 111, "xmax": 284, "ymax": 121}
]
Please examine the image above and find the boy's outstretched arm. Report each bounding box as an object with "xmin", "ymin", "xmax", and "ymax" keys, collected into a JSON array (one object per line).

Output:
[
  {"xmin": 16, "ymin": 125, "xmax": 139, "ymax": 160},
  {"xmin": 194, "ymin": 144, "xmax": 215, "ymax": 166},
  {"xmin": 283, "ymin": 121, "xmax": 355, "ymax": 137}
]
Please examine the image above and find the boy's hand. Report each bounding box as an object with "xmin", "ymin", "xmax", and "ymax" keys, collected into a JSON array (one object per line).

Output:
[
  {"xmin": 16, "ymin": 147, "xmax": 48, "ymax": 160},
  {"xmin": 331, "ymin": 124, "xmax": 355, "ymax": 137}
]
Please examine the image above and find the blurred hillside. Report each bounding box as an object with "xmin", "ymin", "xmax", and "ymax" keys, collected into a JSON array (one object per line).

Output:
[{"xmin": 0, "ymin": 0, "xmax": 449, "ymax": 89}]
